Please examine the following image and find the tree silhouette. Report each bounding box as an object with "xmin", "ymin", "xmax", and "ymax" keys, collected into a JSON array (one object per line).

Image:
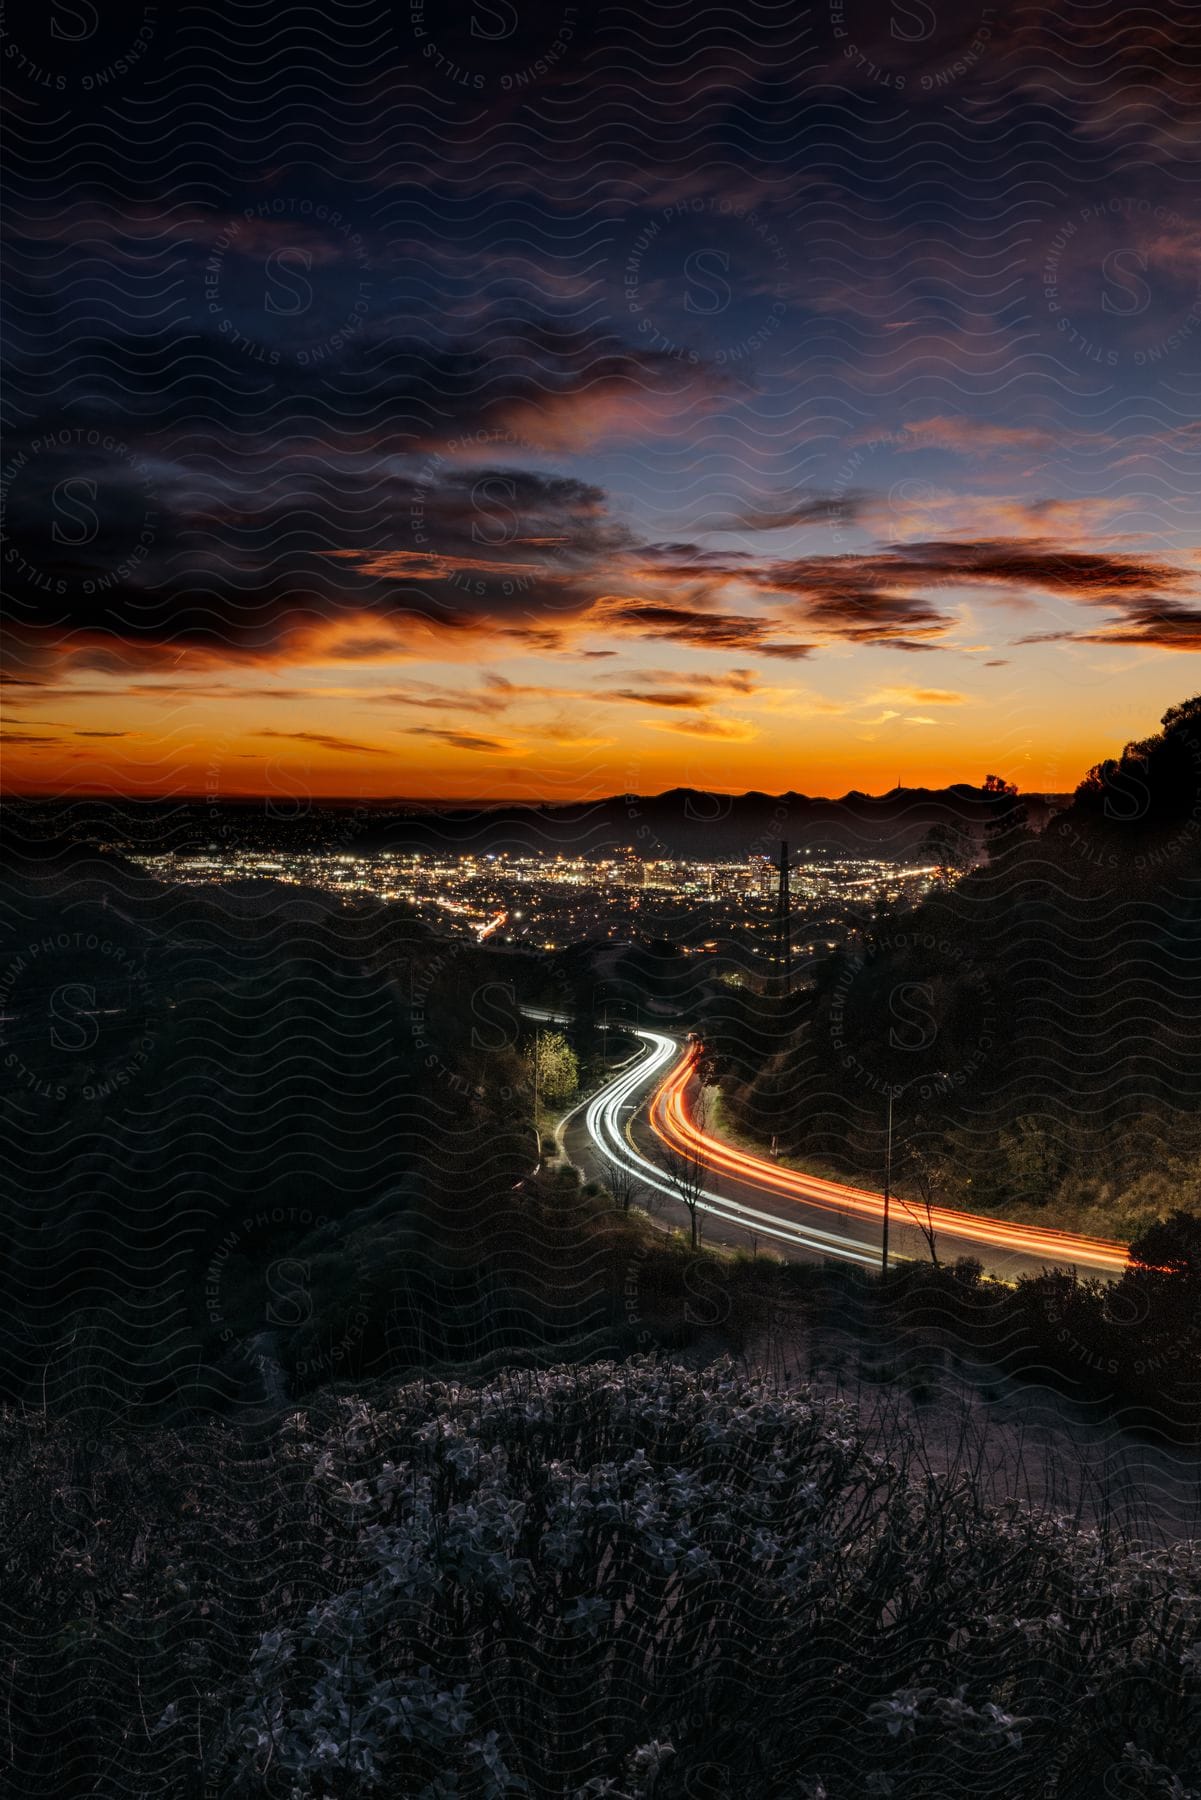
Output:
[
  {"xmin": 1128, "ymin": 1209, "xmax": 1201, "ymax": 1281},
  {"xmin": 657, "ymin": 1082, "xmax": 711, "ymax": 1251}
]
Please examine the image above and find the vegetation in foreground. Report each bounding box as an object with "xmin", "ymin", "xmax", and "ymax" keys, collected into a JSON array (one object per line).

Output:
[{"xmin": 3, "ymin": 1358, "xmax": 1198, "ymax": 1800}]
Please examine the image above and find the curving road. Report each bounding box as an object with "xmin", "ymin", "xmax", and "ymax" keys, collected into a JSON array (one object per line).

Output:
[{"xmin": 561, "ymin": 1031, "xmax": 1130, "ymax": 1282}]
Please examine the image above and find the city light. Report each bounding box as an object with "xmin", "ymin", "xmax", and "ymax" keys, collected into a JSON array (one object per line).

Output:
[{"xmin": 127, "ymin": 846, "xmax": 941, "ymax": 958}]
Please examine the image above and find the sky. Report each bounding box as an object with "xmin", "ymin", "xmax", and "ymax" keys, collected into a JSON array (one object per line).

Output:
[{"xmin": 3, "ymin": 0, "xmax": 1199, "ymax": 803}]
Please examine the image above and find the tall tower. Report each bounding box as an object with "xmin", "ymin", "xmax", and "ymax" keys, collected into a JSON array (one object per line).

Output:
[{"xmin": 773, "ymin": 839, "xmax": 792, "ymax": 997}]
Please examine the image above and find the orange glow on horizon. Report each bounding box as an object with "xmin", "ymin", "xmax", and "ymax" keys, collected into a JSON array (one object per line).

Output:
[
  {"xmin": 0, "ymin": 642, "xmax": 1181, "ymax": 803},
  {"xmin": 0, "ymin": 716, "xmax": 1112, "ymax": 802}
]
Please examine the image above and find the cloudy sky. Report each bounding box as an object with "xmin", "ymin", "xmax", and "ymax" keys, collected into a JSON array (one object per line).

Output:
[{"xmin": 3, "ymin": 0, "xmax": 1199, "ymax": 801}]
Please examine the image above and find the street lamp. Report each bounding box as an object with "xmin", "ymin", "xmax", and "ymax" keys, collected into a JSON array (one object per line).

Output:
[
  {"xmin": 881, "ymin": 1070, "xmax": 948, "ymax": 1275},
  {"xmin": 596, "ymin": 983, "xmax": 611, "ymax": 1072}
]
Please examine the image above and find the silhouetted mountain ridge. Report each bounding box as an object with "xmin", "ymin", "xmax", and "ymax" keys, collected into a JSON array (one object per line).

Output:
[
  {"xmin": 4, "ymin": 784, "xmax": 1067, "ymax": 861},
  {"xmin": 351, "ymin": 783, "xmax": 1065, "ymax": 859}
]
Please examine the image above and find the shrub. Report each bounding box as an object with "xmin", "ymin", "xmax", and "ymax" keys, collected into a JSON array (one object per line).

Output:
[
  {"xmin": 214, "ymin": 1360, "xmax": 1200, "ymax": 1799},
  {"xmin": 4, "ymin": 1359, "xmax": 1198, "ymax": 1798}
]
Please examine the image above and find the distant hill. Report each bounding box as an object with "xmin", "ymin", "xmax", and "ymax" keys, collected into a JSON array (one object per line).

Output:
[
  {"xmin": 3, "ymin": 785, "xmax": 1069, "ymax": 863},
  {"xmin": 352, "ymin": 784, "xmax": 1066, "ymax": 860}
]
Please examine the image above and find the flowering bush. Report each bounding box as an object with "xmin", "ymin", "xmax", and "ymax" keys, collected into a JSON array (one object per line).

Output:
[
  {"xmin": 1, "ymin": 1358, "xmax": 1197, "ymax": 1798},
  {"xmin": 217, "ymin": 1360, "xmax": 1199, "ymax": 1799}
]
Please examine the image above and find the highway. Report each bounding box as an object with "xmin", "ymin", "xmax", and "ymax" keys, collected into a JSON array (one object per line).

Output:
[{"xmin": 562, "ymin": 1031, "xmax": 1130, "ymax": 1283}]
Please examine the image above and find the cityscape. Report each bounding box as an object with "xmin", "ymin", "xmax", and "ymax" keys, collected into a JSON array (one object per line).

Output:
[{"xmin": 129, "ymin": 842, "xmax": 941, "ymax": 954}]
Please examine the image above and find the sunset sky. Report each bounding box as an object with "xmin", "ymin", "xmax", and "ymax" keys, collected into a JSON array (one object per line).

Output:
[{"xmin": 3, "ymin": 2, "xmax": 1199, "ymax": 803}]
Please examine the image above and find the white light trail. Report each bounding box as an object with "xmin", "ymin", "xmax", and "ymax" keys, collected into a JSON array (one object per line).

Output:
[{"xmin": 582, "ymin": 1032, "xmax": 883, "ymax": 1266}]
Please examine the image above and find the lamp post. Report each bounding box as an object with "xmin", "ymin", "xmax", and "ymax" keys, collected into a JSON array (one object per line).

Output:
[
  {"xmin": 598, "ymin": 984, "xmax": 610, "ymax": 1072},
  {"xmin": 881, "ymin": 1071, "xmax": 948, "ymax": 1275}
]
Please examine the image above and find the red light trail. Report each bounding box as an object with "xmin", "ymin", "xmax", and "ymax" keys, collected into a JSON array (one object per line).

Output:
[{"xmin": 648, "ymin": 1047, "xmax": 1131, "ymax": 1275}]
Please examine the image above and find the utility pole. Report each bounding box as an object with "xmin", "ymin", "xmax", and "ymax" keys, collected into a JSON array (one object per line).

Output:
[
  {"xmin": 774, "ymin": 838, "xmax": 792, "ymax": 998},
  {"xmin": 882, "ymin": 1087, "xmax": 894, "ymax": 1275}
]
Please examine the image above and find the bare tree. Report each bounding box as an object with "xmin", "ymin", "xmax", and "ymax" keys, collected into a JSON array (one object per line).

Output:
[
  {"xmin": 656, "ymin": 1083, "xmax": 711, "ymax": 1251},
  {"xmin": 897, "ymin": 1137, "xmax": 947, "ymax": 1268},
  {"xmin": 602, "ymin": 1153, "xmax": 645, "ymax": 1217}
]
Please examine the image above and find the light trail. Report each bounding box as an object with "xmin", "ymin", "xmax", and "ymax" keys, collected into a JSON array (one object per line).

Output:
[
  {"xmin": 581, "ymin": 1033, "xmax": 884, "ymax": 1264},
  {"xmin": 648, "ymin": 1044, "xmax": 1131, "ymax": 1276}
]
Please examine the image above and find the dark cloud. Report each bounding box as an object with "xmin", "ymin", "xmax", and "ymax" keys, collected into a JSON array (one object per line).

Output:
[
  {"xmin": 618, "ymin": 666, "xmax": 759, "ymax": 694},
  {"xmin": 1077, "ymin": 605, "xmax": 1201, "ymax": 651},
  {"xmin": 650, "ymin": 715, "xmax": 754, "ymax": 740},
  {"xmin": 610, "ymin": 689, "xmax": 705, "ymax": 709},
  {"xmin": 256, "ymin": 729, "xmax": 385, "ymax": 755},
  {"xmin": 594, "ymin": 600, "xmax": 815, "ymax": 659},
  {"xmin": 1, "ymin": 454, "xmax": 632, "ymax": 681},
  {"xmin": 638, "ymin": 543, "xmax": 750, "ymax": 573},
  {"xmin": 0, "ymin": 314, "xmax": 718, "ymax": 680},
  {"xmin": 712, "ymin": 494, "xmax": 868, "ymax": 533},
  {"xmin": 748, "ymin": 539, "xmax": 1192, "ymax": 650},
  {"xmin": 891, "ymin": 541, "xmax": 1185, "ymax": 596},
  {"xmin": 405, "ymin": 728, "xmax": 515, "ymax": 753}
]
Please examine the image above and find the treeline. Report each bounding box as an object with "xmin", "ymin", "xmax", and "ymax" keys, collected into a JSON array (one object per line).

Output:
[{"xmin": 709, "ymin": 696, "xmax": 1201, "ymax": 1239}]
